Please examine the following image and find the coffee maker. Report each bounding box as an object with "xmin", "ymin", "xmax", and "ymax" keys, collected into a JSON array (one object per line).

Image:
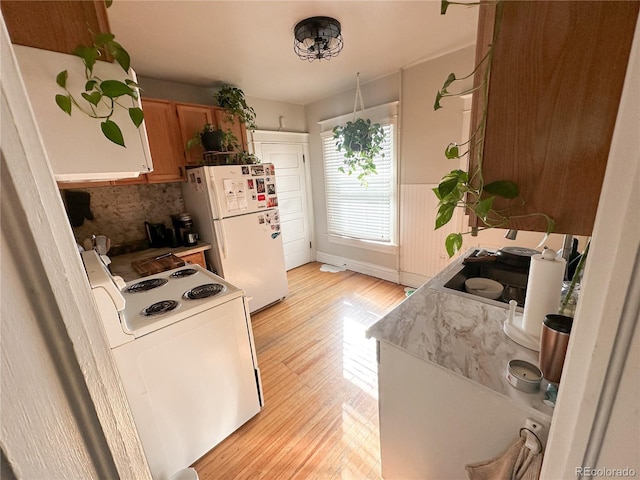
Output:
[{"xmin": 172, "ymin": 213, "xmax": 197, "ymax": 247}]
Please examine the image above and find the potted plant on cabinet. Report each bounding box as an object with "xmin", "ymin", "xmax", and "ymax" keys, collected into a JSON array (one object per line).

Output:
[
  {"xmin": 186, "ymin": 124, "xmax": 224, "ymax": 152},
  {"xmin": 216, "ymin": 86, "xmax": 257, "ymax": 131}
]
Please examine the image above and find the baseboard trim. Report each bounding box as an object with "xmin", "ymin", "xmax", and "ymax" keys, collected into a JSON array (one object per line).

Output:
[
  {"xmin": 315, "ymin": 251, "xmax": 400, "ymax": 284},
  {"xmin": 398, "ymin": 272, "xmax": 431, "ymax": 289}
]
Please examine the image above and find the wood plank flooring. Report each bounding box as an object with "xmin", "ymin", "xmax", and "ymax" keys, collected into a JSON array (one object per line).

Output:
[{"xmin": 193, "ymin": 262, "xmax": 407, "ymax": 479}]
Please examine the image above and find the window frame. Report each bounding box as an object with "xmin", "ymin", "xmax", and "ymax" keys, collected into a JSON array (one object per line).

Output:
[{"xmin": 318, "ymin": 101, "xmax": 399, "ymax": 254}]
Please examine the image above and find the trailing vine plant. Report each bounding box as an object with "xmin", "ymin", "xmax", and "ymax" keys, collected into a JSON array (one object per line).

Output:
[
  {"xmin": 54, "ymin": 30, "xmax": 143, "ymax": 147},
  {"xmin": 216, "ymin": 86, "xmax": 258, "ymax": 131},
  {"xmin": 434, "ymin": 0, "xmax": 554, "ymax": 257}
]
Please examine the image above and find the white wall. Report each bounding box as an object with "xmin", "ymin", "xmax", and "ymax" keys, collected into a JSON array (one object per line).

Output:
[
  {"xmin": 401, "ymin": 46, "xmax": 475, "ymax": 184},
  {"xmin": 2, "ymin": 17, "xmax": 151, "ymax": 476}
]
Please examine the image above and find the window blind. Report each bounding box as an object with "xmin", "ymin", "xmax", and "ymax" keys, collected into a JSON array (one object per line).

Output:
[{"xmin": 322, "ymin": 123, "xmax": 394, "ymax": 243}]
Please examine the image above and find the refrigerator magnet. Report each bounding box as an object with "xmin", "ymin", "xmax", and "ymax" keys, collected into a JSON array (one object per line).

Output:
[
  {"xmin": 251, "ymin": 165, "xmax": 265, "ymax": 176},
  {"xmin": 241, "ymin": 166, "xmax": 250, "ymax": 175},
  {"xmin": 258, "ymin": 194, "xmax": 266, "ymax": 201},
  {"xmin": 267, "ymin": 184, "xmax": 276, "ymax": 194},
  {"xmin": 247, "ymin": 179, "xmax": 254, "ymax": 189},
  {"xmin": 256, "ymin": 178, "xmax": 265, "ymax": 193}
]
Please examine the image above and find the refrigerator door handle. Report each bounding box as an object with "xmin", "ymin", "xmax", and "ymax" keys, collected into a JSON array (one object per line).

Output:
[
  {"xmin": 215, "ymin": 219, "xmax": 228, "ymax": 259},
  {"xmin": 210, "ymin": 172, "xmax": 226, "ymax": 220}
]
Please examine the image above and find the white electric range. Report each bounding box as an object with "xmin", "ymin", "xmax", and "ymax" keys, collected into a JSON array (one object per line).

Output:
[{"xmin": 81, "ymin": 250, "xmax": 263, "ymax": 480}]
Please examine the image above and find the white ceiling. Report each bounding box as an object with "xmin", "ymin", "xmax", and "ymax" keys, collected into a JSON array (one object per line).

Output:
[{"xmin": 107, "ymin": 1, "xmax": 478, "ymax": 106}]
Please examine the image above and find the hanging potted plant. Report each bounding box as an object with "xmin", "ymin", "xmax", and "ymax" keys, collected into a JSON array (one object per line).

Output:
[
  {"xmin": 216, "ymin": 86, "xmax": 257, "ymax": 131},
  {"xmin": 332, "ymin": 73, "xmax": 385, "ymax": 185}
]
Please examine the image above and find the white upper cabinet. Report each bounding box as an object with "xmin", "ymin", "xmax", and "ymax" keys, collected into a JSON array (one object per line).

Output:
[{"xmin": 13, "ymin": 44, "xmax": 153, "ymax": 182}]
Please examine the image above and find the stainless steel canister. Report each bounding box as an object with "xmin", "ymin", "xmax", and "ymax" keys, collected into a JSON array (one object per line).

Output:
[{"xmin": 539, "ymin": 314, "xmax": 573, "ymax": 384}]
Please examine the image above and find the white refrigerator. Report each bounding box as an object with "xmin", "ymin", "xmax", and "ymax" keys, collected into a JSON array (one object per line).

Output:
[{"xmin": 182, "ymin": 164, "xmax": 288, "ymax": 312}]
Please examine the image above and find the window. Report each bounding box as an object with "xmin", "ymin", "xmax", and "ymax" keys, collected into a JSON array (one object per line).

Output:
[{"xmin": 319, "ymin": 102, "xmax": 398, "ymax": 252}]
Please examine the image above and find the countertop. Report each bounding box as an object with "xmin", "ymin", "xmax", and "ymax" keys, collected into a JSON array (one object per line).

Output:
[
  {"xmin": 109, "ymin": 242, "xmax": 211, "ymax": 282},
  {"xmin": 366, "ymin": 249, "xmax": 554, "ymax": 420}
]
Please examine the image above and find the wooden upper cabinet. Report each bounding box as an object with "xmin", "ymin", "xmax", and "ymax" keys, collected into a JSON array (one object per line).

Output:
[
  {"xmin": 2, "ymin": 0, "xmax": 111, "ymax": 54},
  {"xmin": 142, "ymin": 98, "xmax": 186, "ymax": 183},
  {"xmin": 175, "ymin": 102, "xmax": 215, "ymax": 165},
  {"xmin": 175, "ymin": 102, "xmax": 249, "ymax": 166},
  {"xmin": 470, "ymin": 1, "xmax": 639, "ymax": 236},
  {"xmin": 212, "ymin": 107, "xmax": 249, "ymax": 152}
]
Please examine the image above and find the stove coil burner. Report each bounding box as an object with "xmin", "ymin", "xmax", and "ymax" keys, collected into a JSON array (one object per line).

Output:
[
  {"xmin": 184, "ymin": 283, "xmax": 226, "ymax": 300},
  {"xmin": 141, "ymin": 300, "xmax": 179, "ymax": 317},
  {"xmin": 125, "ymin": 278, "xmax": 168, "ymax": 293},
  {"xmin": 170, "ymin": 268, "xmax": 198, "ymax": 279}
]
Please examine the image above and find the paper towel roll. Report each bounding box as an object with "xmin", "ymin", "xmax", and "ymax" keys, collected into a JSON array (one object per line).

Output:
[{"xmin": 521, "ymin": 250, "xmax": 566, "ymax": 339}]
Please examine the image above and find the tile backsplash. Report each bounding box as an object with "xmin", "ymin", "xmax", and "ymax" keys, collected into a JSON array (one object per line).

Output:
[{"xmin": 63, "ymin": 183, "xmax": 185, "ymax": 250}]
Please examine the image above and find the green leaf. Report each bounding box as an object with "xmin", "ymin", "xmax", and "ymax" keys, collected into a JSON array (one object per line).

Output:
[
  {"xmin": 438, "ymin": 177, "xmax": 459, "ymax": 199},
  {"xmin": 434, "ymin": 91, "xmax": 443, "ymax": 111},
  {"xmin": 104, "ymin": 0, "xmax": 113, "ymax": 7},
  {"xmin": 74, "ymin": 45, "xmax": 99, "ymax": 72},
  {"xmin": 445, "ymin": 233, "xmax": 463, "ymax": 258},
  {"xmin": 100, "ymin": 80, "xmax": 134, "ymax": 98},
  {"xmin": 435, "ymin": 203, "xmax": 455, "ymax": 230},
  {"xmin": 93, "ymin": 32, "xmax": 115, "ymax": 46},
  {"xmin": 128, "ymin": 107, "xmax": 144, "ymax": 127},
  {"xmin": 55, "ymin": 94, "xmax": 72, "ymax": 115},
  {"xmin": 483, "ymin": 180, "xmax": 519, "ymax": 199},
  {"xmin": 443, "ymin": 169, "xmax": 469, "ymax": 183},
  {"xmin": 124, "ymin": 79, "xmax": 140, "ymax": 88},
  {"xmin": 441, "ymin": 0, "xmax": 450, "ymax": 14},
  {"xmin": 112, "ymin": 46, "xmax": 131, "ymax": 72},
  {"xmin": 101, "ymin": 120, "xmax": 125, "ymax": 147},
  {"xmin": 474, "ymin": 196, "xmax": 495, "ymax": 220},
  {"xmin": 81, "ymin": 91, "xmax": 102, "ymax": 106},
  {"xmin": 85, "ymin": 79, "xmax": 98, "ymax": 91},
  {"xmin": 56, "ymin": 70, "xmax": 68, "ymax": 88},
  {"xmin": 445, "ymin": 143, "xmax": 459, "ymax": 159},
  {"xmin": 442, "ymin": 73, "xmax": 456, "ymax": 92}
]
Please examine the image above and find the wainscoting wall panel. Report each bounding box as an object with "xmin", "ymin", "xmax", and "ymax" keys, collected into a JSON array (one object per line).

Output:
[{"xmin": 399, "ymin": 184, "xmax": 462, "ymax": 287}]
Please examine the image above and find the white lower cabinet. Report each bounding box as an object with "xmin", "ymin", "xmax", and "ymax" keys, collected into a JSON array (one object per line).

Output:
[{"xmin": 377, "ymin": 341, "xmax": 550, "ymax": 479}]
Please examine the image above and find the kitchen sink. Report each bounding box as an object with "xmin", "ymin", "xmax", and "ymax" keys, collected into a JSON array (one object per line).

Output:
[{"xmin": 435, "ymin": 250, "xmax": 531, "ymax": 308}]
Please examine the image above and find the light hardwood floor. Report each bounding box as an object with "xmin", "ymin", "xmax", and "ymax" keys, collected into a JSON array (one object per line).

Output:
[{"xmin": 193, "ymin": 262, "xmax": 407, "ymax": 479}]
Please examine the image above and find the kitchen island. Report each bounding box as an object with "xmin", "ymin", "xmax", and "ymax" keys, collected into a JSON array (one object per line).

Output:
[
  {"xmin": 366, "ymin": 250, "xmax": 554, "ymax": 479},
  {"xmin": 109, "ymin": 242, "xmax": 211, "ymax": 281}
]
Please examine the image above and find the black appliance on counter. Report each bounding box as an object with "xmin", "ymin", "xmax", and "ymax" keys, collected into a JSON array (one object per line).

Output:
[
  {"xmin": 172, "ymin": 213, "xmax": 197, "ymax": 247},
  {"xmin": 145, "ymin": 222, "xmax": 169, "ymax": 248}
]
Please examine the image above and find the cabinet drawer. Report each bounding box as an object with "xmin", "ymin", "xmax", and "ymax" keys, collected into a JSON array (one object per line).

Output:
[{"xmin": 177, "ymin": 251, "xmax": 206, "ymax": 269}]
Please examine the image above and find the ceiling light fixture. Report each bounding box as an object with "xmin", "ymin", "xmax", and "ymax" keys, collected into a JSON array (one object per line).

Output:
[{"xmin": 293, "ymin": 16, "xmax": 343, "ymax": 62}]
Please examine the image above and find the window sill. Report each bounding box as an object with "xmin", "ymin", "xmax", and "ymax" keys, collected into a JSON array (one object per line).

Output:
[{"xmin": 327, "ymin": 234, "xmax": 398, "ymax": 255}]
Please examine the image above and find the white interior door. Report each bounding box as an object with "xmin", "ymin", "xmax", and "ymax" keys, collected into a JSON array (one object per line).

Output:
[{"xmin": 258, "ymin": 142, "xmax": 313, "ymax": 270}]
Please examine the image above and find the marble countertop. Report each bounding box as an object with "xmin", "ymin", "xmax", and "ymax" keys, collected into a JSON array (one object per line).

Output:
[
  {"xmin": 109, "ymin": 242, "xmax": 211, "ymax": 281},
  {"xmin": 366, "ymin": 250, "xmax": 554, "ymax": 420}
]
